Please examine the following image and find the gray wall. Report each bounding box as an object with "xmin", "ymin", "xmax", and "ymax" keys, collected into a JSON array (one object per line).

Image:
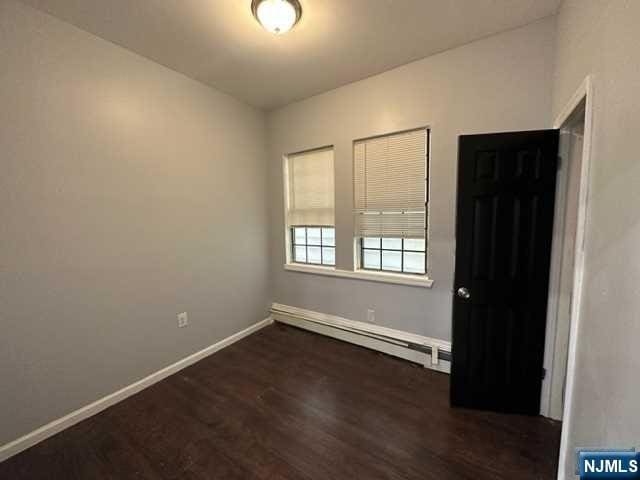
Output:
[
  {"xmin": 0, "ymin": 0, "xmax": 269, "ymax": 445},
  {"xmin": 267, "ymin": 18, "xmax": 556, "ymax": 340},
  {"xmin": 552, "ymin": 0, "xmax": 640, "ymax": 475}
]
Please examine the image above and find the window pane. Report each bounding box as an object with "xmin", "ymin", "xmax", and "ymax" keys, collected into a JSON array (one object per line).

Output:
[
  {"xmin": 322, "ymin": 227, "xmax": 335, "ymax": 246},
  {"xmin": 403, "ymin": 252, "xmax": 425, "ymax": 274},
  {"xmin": 322, "ymin": 247, "xmax": 335, "ymax": 266},
  {"xmin": 294, "ymin": 227, "xmax": 306, "ymax": 245},
  {"xmin": 382, "ymin": 238, "xmax": 402, "ymax": 250},
  {"xmin": 363, "ymin": 249, "xmax": 381, "ymax": 269},
  {"xmin": 307, "ymin": 228, "xmax": 321, "ymax": 246},
  {"xmin": 294, "ymin": 246, "xmax": 307, "ymax": 263},
  {"xmin": 363, "ymin": 237, "xmax": 381, "ymax": 249},
  {"xmin": 307, "ymin": 246, "xmax": 322, "ymax": 264},
  {"xmin": 404, "ymin": 238, "xmax": 425, "ymax": 251},
  {"xmin": 382, "ymin": 250, "xmax": 402, "ymax": 272}
]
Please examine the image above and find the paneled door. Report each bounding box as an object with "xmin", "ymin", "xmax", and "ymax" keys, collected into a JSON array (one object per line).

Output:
[{"xmin": 451, "ymin": 130, "xmax": 559, "ymax": 415}]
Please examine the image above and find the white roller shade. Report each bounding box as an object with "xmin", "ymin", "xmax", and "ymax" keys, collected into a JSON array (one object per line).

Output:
[
  {"xmin": 354, "ymin": 129, "xmax": 427, "ymax": 238},
  {"xmin": 286, "ymin": 147, "xmax": 334, "ymax": 226}
]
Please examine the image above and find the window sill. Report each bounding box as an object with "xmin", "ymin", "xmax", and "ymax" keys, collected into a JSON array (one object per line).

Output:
[{"xmin": 283, "ymin": 263, "xmax": 434, "ymax": 288}]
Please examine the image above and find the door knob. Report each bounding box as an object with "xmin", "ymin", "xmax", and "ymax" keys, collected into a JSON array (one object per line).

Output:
[{"xmin": 457, "ymin": 287, "xmax": 471, "ymax": 299}]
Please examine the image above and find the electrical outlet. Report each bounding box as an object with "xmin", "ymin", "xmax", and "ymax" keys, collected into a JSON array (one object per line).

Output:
[
  {"xmin": 177, "ymin": 312, "xmax": 189, "ymax": 328},
  {"xmin": 367, "ymin": 309, "xmax": 375, "ymax": 323}
]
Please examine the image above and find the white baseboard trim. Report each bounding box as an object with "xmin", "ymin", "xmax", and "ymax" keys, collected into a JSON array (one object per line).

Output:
[
  {"xmin": 0, "ymin": 316, "xmax": 273, "ymax": 464},
  {"xmin": 271, "ymin": 303, "xmax": 451, "ymax": 374}
]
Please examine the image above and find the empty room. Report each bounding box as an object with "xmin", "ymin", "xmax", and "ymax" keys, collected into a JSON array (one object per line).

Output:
[{"xmin": 1, "ymin": 0, "xmax": 639, "ymax": 479}]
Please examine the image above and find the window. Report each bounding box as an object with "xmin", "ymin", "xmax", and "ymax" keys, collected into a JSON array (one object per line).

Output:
[
  {"xmin": 360, "ymin": 237, "xmax": 425, "ymax": 274},
  {"xmin": 285, "ymin": 147, "xmax": 335, "ymax": 266},
  {"xmin": 353, "ymin": 128, "xmax": 428, "ymax": 275},
  {"xmin": 291, "ymin": 226, "xmax": 335, "ymax": 266}
]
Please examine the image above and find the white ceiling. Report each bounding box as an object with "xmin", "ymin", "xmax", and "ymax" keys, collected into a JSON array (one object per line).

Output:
[{"xmin": 20, "ymin": 0, "xmax": 561, "ymax": 110}]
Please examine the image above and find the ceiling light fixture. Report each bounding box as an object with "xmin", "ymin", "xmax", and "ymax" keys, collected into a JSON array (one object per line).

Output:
[{"xmin": 251, "ymin": 0, "xmax": 302, "ymax": 35}]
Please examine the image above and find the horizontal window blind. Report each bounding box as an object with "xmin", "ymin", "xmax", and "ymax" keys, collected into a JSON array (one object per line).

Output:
[
  {"xmin": 354, "ymin": 129, "xmax": 427, "ymax": 238},
  {"xmin": 286, "ymin": 147, "xmax": 334, "ymax": 226}
]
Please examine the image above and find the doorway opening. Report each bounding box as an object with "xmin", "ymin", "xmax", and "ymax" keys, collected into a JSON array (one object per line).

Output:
[
  {"xmin": 541, "ymin": 99, "xmax": 586, "ymax": 421},
  {"xmin": 550, "ymin": 76, "xmax": 594, "ymax": 480}
]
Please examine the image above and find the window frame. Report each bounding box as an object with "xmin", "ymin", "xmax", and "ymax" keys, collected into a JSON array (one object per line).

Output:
[
  {"xmin": 282, "ymin": 145, "xmax": 336, "ymax": 269},
  {"xmin": 354, "ymin": 127, "xmax": 430, "ymax": 276},
  {"xmin": 290, "ymin": 225, "xmax": 336, "ymax": 267}
]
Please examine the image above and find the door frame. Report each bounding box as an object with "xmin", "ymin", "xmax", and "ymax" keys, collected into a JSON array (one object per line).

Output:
[
  {"xmin": 540, "ymin": 88, "xmax": 588, "ymax": 420},
  {"xmin": 547, "ymin": 75, "xmax": 595, "ymax": 480}
]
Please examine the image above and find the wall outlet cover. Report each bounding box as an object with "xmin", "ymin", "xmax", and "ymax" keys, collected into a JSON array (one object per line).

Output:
[
  {"xmin": 367, "ymin": 309, "xmax": 375, "ymax": 323},
  {"xmin": 177, "ymin": 312, "xmax": 189, "ymax": 328}
]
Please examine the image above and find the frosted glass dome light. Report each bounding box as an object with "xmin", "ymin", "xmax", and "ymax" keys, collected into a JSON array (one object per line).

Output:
[{"xmin": 251, "ymin": 0, "xmax": 302, "ymax": 35}]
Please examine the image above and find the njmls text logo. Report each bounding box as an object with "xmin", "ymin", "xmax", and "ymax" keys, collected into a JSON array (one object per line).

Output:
[{"xmin": 577, "ymin": 448, "xmax": 640, "ymax": 479}]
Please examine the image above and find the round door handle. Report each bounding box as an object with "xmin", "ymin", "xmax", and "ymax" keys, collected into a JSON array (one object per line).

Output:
[{"xmin": 457, "ymin": 287, "xmax": 471, "ymax": 299}]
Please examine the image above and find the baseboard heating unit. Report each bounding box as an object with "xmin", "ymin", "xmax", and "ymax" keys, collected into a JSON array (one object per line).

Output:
[{"xmin": 270, "ymin": 303, "xmax": 452, "ymax": 374}]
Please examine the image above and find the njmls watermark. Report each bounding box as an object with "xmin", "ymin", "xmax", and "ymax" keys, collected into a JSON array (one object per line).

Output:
[{"xmin": 576, "ymin": 448, "xmax": 640, "ymax": 479}]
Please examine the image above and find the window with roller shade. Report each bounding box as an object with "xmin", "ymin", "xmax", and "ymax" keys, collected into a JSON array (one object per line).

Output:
[
  {"xmin": 353, "ymin": 128, "xmax": 428, "ymax": 274},
  {"xmin": 285, "ymin": 147, "xmax": 335, "ymax": 266}
]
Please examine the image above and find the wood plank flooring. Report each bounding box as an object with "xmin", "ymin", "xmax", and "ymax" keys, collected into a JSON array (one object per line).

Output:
[{"xmin": 0, "ymin": 323, "xmax": 561, "ymax": 479}]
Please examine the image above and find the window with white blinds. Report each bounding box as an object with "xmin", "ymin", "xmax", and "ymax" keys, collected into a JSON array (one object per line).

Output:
[
  {"xmin": 285, "ymin": 147, "xmax": 335, "ymax": 227},
  {"xmin": 353, "ymin": 128, "xmax": 428, "ymax": 239}
]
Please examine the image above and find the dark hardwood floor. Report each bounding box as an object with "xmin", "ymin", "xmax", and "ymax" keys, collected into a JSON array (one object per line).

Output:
[{"xmin": 0, "ymin": 323, "xmax": 561, "ymax": 479}]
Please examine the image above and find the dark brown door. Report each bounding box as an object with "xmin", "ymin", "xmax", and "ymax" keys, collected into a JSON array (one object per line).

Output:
[{"xmin": 451, "ymin": 130, "xmax": 559, "ymax": 415}]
